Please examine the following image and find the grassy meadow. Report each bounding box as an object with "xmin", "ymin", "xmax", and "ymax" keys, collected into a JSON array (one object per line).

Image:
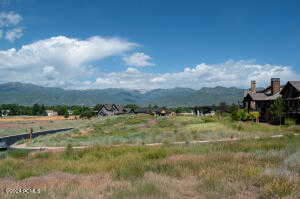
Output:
[
  {"xmin": 17, "ymin": 114, "xmax": 300, "ymax": 147},
  {"xmin": 0, "ymin": 135, "xmax": 299, "ymax": 198},
  {"xmin": 1, "ymin": 114, "xmax": 299, "ymax": 198}
]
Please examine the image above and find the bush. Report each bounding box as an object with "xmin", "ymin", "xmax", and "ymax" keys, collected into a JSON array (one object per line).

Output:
[
  {"xmin": 231, "ymin": 110, "xmax": 259, "ymax": 122},
  {"xmin": 232, "ymin": 109, "xmax": 247, "ymax": 121},
  {"xmin": 285, "ymin": 118, "xmax": 296, "ymax": 126},
  {"xmin": 80, "ymin": 110, "xmax": 94, "ymax": 119},
  {"xmin": 248, "ymin": 112, "xmax": 260, "ymax": 122}
]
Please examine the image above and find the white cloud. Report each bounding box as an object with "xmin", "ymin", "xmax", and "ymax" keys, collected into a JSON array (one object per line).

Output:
[
  {"xmin": 0, "ymin": 35, "xmax": 136, "ymax": 69},
  {"xmin": 0, "ymin": 35, "xmax": 137, "ymax": 87},
  {"xmin": 42, "ymin": 65, "xmax": 60, "ymax": 81},
  {"xmin": 5, "ymin": 27, "xmax": 23, "ymax": 42},
  {"xmin": 0, "ymin": 11, "xmax": 22, "ymax": 27},
  {"xmin": 0, "ymin": 35, "xmax": 298, "ymax": 89},
  {"xmin": 123, "ymin": 52, "xmax": 154, "ymax": 67},
  {"xmin": 87, "ymin": 60, "xmax": 300, "ymax": 90}
]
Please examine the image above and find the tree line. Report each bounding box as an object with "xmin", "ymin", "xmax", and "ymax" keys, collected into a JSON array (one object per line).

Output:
[{"xmin": 0, "ymin": 104, "xmax": 94, "ymax": 117}]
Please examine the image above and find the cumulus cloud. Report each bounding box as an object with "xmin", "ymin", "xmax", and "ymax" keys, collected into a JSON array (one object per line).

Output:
[
  {"xmin": 87, "ymin": 60, "xmax": 300, "ymax": 90},
  {"xmin": 0, "ymin": 35, "xmax": 298, "ymax": 90},
  {"xmin": 5, "ymin": 27, "xmax": 23, "ymax": 42},
  {"xmin": 0, "ymin": 35, "xmax": 136, "ymax": 69},
  {"xmin": 0, "ymin": 35, "xmax": 137, "ymax": 87},
  {"xmin": 0, "ymin": 11, "xmax": 22, "ymax": 27},
  {"xmin": 123, "ymin": 52, "xmax": 154, "ymax": 67}
]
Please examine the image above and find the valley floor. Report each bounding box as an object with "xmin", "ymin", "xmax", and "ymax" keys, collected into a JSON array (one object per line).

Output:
[
  {"xmin": 14, "ymin": 114, "xmax": 300, "ymax": 147},
  {"xmin": 0, "ymin": 115, "xmax": 299, "ymax": 198},
  {"xmin": 0, "ymin": 135, "xmax": 299, "ymax": 198}
]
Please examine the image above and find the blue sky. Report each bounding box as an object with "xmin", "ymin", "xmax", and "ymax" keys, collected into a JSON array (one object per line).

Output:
[{"xmin": 0, "ymin": 0, "xmax": 299, "ymax": 89}]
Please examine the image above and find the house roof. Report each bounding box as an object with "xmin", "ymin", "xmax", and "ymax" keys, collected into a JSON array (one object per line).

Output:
[
  {"xmin": 248, "ymin": 90, "xmax": 282, "ymax": 101},
  {"xmin": 101, "ymin": 104, "xmax": 114, "ymax": 111},
  {"xmin": 114, "ymin": 104, "xmax": 125, "ymax": 111},
  {"xmin": 289, "ymin": 81, "xmax": 300, "ymax": 92},
  {"xmin": 248, "ymin": 93, "xmax": 268, "ymax": 101},
  {"xmin": 266, "ymin": 91, "xmax": 282, "ymax": 100}
]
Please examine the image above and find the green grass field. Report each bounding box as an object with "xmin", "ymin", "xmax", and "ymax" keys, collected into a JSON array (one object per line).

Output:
[
  {"xmin": 18, "ymin": 114, "xmax": 300, "ymax": 147},
  {"xmin": 0, "ymin": 135, "xmax": 299, "ymax": 198},
  {"xmin": 0, "ymin": 115, "xmax": 299, "ymax": 198}
]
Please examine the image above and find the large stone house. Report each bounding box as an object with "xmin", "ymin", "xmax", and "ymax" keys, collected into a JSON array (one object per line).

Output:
[
  {"xmin": 243, "ymin": 78, "xmax": 282, "ymax": 121},
  {"xmin": 280, "ymin": 81, "xmax": 300, "ymax": 122},
  {"xmin": 243, "ymin": 78, "xmax": 300, "ymax": 122},
  {"xmin": 97, "ymin": 104, "xmax": 126, "ymax": 117}
]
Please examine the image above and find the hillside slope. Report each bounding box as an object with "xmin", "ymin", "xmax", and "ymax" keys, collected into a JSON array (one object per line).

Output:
[{"xmin": 0, "ymin": 82, "xmax": 245, "ymax": 106}]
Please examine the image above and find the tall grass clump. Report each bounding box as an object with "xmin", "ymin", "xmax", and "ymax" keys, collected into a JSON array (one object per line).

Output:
[{"xmin": 109, "ymin": 181, "xmax": 168, "ymax": 199}]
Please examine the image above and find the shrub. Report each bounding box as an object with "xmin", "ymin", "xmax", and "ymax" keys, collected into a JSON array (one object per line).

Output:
[
  {"xmin": 248, "ymin": 111, "xmax": 260, "ymax": 122},
  {"xmin": 285, "ymin": 118, "xmax": 296, "ymax": 126},
  {"xmin": 232, "ymin": 109, "xmax": 248, "ymax": 121}
]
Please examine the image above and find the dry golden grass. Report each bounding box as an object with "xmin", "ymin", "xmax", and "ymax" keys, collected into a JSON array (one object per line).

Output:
[{"xmin": 0, "ymin": 135, "xmax": 299, "ymax": 199}]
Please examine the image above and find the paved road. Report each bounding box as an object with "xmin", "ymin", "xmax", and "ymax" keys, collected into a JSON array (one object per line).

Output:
[{"xmin": 0, "ymin": 128, "xmax": 73, "ymax": 147}]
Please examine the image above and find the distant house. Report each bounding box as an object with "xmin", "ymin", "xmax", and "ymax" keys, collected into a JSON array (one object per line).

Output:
[
  {"xmin": 114, "ymin": 104, "xmax": 126, "ymax": 115},
  {"xmin": 97, "ymin": 104, "xmax": 126, "ymax": 117},
  {"xmin": 0, "ymin": 110, "xmax": 10, "ymax": 117},
  {"xmin": 193, "ymin": 106, "xmax": 215, "ymax": 116},
  {"xmin": 44, "ymin": 110, "xmax": 58, "ymax": 117},
  {"xmin": 67, "ymin": 110, "xmax": 74, "ymax": 116}
]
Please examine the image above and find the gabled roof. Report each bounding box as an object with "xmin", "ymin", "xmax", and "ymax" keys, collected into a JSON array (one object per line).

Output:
[
  {"xmin": 266, "ymin": 91, "xmax": 282, "ymax": 100},
  {"xmin": 247, "ymin": 90, "xmax": 282, "ymax": 101},
  {"xmin": 289, "ymin": 81, "xmax": 300, "ymax": 92},
  {"xmin": 114, "ymin": 104, "xmax": 125, "ymax": 111},
  {"xmin": 248, "ymin": 93, "xmax": 268, "ymax": 101},
  {"xmin": 101, "ymin": 104, "xmax": 114, "ymax": 111}
]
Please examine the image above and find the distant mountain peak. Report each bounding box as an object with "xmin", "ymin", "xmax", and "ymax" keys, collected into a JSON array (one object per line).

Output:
[{"xmin": 0, "ymin": 82, "xmax": 244, "ymax": 107}]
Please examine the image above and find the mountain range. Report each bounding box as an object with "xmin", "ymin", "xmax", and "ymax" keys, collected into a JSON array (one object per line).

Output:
[{"xmin": 0, "ymin": 82, "xmax": 246, "ymax": 107}]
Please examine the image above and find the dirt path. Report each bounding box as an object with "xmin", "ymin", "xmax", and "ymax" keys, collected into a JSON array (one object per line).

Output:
[{"xmin": 10, "ymin": 133, "xmax": 300, "ymax": 151}]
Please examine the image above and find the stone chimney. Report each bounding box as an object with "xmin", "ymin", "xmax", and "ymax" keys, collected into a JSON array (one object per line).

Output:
[
  {"xmin": 250, "ymin": 80, "xmax": 256, "ymax": 93},
  {"xmin": 271, "ymin": 78, "xmax": 280, "ymax": 95}
]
